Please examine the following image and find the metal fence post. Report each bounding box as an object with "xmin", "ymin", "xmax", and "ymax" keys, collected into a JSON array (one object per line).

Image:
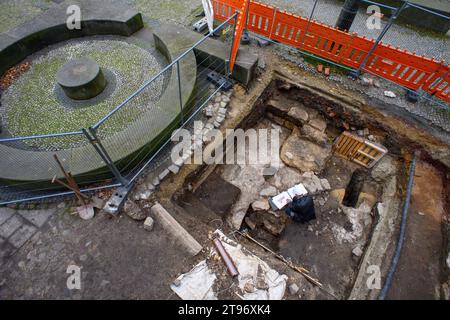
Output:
[
  {"xmin": 298, "ymin": 0, "xmax": 319, "ymax": 52},
  {"xmin": 228, "ymin": 12, "xmax": 238, "ymax": 76},
  {"xmin": 241, "ymin": 0, "xmax": 251, "ymax": 44},
  {"xmin": 176, "ymin": 61, "xmax": 184, "ymax": 126},
  {"xmin": 355, "ymin": 1, "xmax": 409, "ymax": 77},
  {"xmin": 82, "ymin": 128, "xmax": 128, "ymax": 186}
]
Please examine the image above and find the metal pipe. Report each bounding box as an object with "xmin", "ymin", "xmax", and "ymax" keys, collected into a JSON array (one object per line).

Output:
[
  {"xmin": 92, "ymin": 13, "xmax": 238, "ymax": 129},
  {"xmin": 176, "ymin": 61, "xmax": 184, "ymax": 126},
  {"xmin": 213, "ymin": 238, "xmax": 239, "ymax": 277},
  {"xmin": 360, "ymin": 0, "xmax": 397, "ymax": 11},
  {"xmin": 83, "ymin": 128, "xmax": 128, "ymax": 186},
  {"xmin": 378, "ymin": 151, "xmax": 418, "ymax": 300},
  {"xmin": 0, "ymin": 183, "xmax": 121, "ymax": 206},
  {"xmin": 0, "ymin": 131, "xmax": 83, "ymax": 143},
  {"xmin": 407, "ymin": 2, "xmax": 450, "ymax": 20}
]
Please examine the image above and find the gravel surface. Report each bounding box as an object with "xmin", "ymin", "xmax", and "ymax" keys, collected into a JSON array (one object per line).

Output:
[
  {"xmin": 0, "ymin": 38, "xmax": 166, "ymax": 150},
  {"xmin": 249, "ymin": 39, "xmax": 450, "ymax": 132},
  {"xmin": 0, "ymin": 0, "xmax": 52, "ymax": 33},
  {"xmin": 263, "ymin": 0, "xmax": 449, "ymax": 62}
]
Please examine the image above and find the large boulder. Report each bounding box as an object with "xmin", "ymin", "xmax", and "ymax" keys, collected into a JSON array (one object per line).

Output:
[
  {"xmin": 371, "ymin": 155, "xmax": 396, "ymax": 182},
  {"xmin": 280, "ymin": 129, "xmax": 331, "ymax": 173},
  {"xmin": 268, "ymin": 166, "xmax": 303, "ymax": 191},
  {"xmin": 301, "ymin": 124, "xmax": 328, "ymax": 147}
]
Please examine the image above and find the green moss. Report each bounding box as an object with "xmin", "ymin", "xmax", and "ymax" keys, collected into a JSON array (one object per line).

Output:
[
  {"xmin": 1, "ymin": 40, "xmax": 164, "ymax": 149},
  {"xmin": 0, "ymin": 0, "xmax": 51, "ymax": 33}
]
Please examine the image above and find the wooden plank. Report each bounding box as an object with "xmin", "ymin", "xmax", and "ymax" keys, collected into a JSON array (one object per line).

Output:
[
  {"xmin": 333, "ymin": 131, "xmax": 387, "ymax": 168},
  {"xmin": 357, "ymin": 149, "xmax": 377, "ymax": 161}
]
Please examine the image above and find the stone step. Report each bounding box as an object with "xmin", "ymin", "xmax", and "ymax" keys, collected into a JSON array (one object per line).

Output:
[{"xmin": 152, "ymin": 23, "xmax": 258, "ymax": 85}]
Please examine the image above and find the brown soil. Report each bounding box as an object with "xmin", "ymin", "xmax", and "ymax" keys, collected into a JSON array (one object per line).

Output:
[{"xmin": 387, "ymin": 161, "xmax": 445, "ymax": 300}]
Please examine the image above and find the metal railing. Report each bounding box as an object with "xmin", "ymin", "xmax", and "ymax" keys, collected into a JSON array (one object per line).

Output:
[
  {"xmin": 213, "ymin": 0, "xmax": 450, "ymax": 111},
  {"xmin": 0, "ymin": 13, "xmax": 238, "ymax": 206}
]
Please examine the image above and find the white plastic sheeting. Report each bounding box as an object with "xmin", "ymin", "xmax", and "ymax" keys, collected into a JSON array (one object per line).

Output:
[
  {"xmin": 170, "ymin": 260, "xmax": 218, "ymax": 300},
  {"xmin": 170, "ymin": 229, "xmax": 288, "ymax": 300}
]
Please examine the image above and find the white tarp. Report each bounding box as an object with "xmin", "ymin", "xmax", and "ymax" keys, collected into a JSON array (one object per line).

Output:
[
  {"xmin": 170, "ymin": 260, "xmax": 218, "ymax": 300},
  {"xmin": 170, "ymin": 230, "xmax": 287, "ymax": 300},
  {"xmin": 214, "ymin": 230, "xmax": 287, "ymax": 300}
]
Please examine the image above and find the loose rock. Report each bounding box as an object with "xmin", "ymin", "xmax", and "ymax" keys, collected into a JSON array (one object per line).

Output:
[
  {"xmin": 123, "ymin": 200, "xmax": 147, "ymax": 221},
  {"xmin": 280, "ymin": 129, "xmax": 331, "ymax": 172},
  {"xmin": 289, "ymin": 283, "xmax": 299, "ymax": 295},
  {"xmin": 384, "ymin": 90, "xmax": 396, "ymax": 98},
  {"xmin": 371, "ymin": 156, "xmax": 396, "ymax": 182},
  {"xmin": 352, "ymin": 245, "xmax": 363, "ymax": 257},
  {"xmin": 252, "ymin": 199, "xmax": 270, "ymax": 211},
  {"xmin": 260, "ymin": 186, "xmax": 278, "ymax": 197},
  {"xmin": 144, "ymin": 217, "xmax": 154, "ymax": 231}
]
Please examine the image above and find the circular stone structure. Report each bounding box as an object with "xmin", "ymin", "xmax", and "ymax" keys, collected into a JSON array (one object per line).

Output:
[
  {"xmin": 56, "ymin": 59, "xmax": 107, "ymax": 100},
  {"xmin": 0, "ymin": 34, "xmax": 197, "ymax": 185}
]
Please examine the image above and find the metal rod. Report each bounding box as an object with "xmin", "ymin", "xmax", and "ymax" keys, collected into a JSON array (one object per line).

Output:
[
  {"xmin": 407, "ymin": 2, "xmax": 450, "ymax": 20},
  {"xmin": 360, "ymin": 0, "xmax": 397, "ymax": 11},
  {"xmin": 52, "ymin": 176, "xmax": 88, "ymax": 203},
  {"xmin": 357, "ymin": 1, "xmax": 409, "ymax": 75},
  {"xmin": 243, "ymin": 0, "xmax": 251, "ymax": 33},
  {"xmin": 0, "ymin": 131, "xmax": 83, "ymax": 143},
  {"xmin": 235, "ymin": 230, "xmax": 341, "ymax": 298},
  {"xmin": 298, "ymin": 0, "xmax": 319, "ymax": 52},
  {"xmin": 53, "ymin": 154, "xmax": 87, "ymax": 204},
  {"xmin": 176, "ymin": 61, "xmax": 184, "ymax": 126},
  {"xmin": 268, "ymin": 8, "xmax": 277, "ymax": 37},
  {"xmin": 82, "ymin": 128, "xmax": 128, "ymax": 186},
  {"xmin": 92, "ymin": 13, "xmax": 238, "ymax": 129},
  {"xmin": 213, "ymin": 238, "xmax": 239, "ymax": 277},
  {"xmin": 0, "ymin": 183, "xmax": 121, "ymax": 206}
]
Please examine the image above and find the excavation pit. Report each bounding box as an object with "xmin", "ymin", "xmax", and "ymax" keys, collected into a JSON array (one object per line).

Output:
[{"xmin": 170, "ymin": 76, "xmax": 448, "ymax": 300}]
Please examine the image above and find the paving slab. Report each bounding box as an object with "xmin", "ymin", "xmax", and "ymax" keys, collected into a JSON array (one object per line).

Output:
[
  {"xmin": 0, "ymin": 208, "xmax": 15, "ymax": 225},
  {"xmin": 0, "ymin": 215, "xmax": 23, "ymax": 239},
  {"xmin": 153, "ymin": 23, "xmax": 258, "ymax": 85},
  {"xmin": 19, "ymin": 209, "xmax": 55, "ymax": 228},
  {"xmin": 8, "ymin": 224, "xmax": 37, "ymax": 248}
]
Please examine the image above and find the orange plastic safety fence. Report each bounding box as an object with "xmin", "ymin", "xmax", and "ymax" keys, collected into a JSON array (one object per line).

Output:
[
  {"xmin": 212, "ymin": 0, "xmax": 450, "ymax": 103},
  {"xmin": 230, "ymin": 0, "xmax": 250, "ymax": 73}
]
